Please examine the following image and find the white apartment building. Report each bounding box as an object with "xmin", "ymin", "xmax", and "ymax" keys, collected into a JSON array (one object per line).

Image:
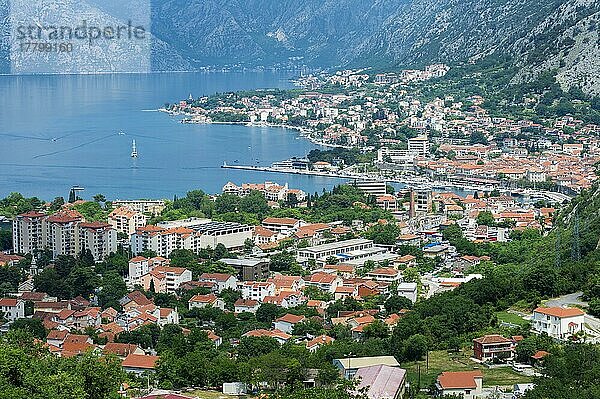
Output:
[
  {"xmin": 13, "ymin": 210, "xmax": 116, "ymax": 261},
  {"xmin": 0, "ymin": 298, "xmax": 25, "ymax": 322},
  {"xmin": 43, "ymin": 212, "xmax": 83, "ymax": 257},
  {"xmin": 198, "ymin": 273, "xmax": 238, "ymax": 293},
  {"xmin": 130, "ymin": 221, "xmax": 253, "ymax": 257},
  {"xmin": 240, "ymin": 281, "xmax": 275, "ymax": 302},
  {"xmin": 297, "ymin": 239, "xmax": 386, "ymax": 265},
  {"xmin": 77, "ymin": 222, "xmax": 118, "ymax": 261},
  {"xmin": 12, "ymin": 211, "xmax": 45, "ymax": 254},
  {"xmin": 108, "ymin": 206, "xmax": 147, "ymax": 236},
  {"xmin": 350, "ymin": 180, "xmax": 387, "ymax": 197},
  {"xmin": 532, "ymin": 307, "xmax": 585, "ymax": 340},
  {"xmin": 111, "ymin": 200, "xmax": 166, "ymax": 216},
  {"xmin": 408, "ymin": 136, "xmax": 430, "ymax": 157}
]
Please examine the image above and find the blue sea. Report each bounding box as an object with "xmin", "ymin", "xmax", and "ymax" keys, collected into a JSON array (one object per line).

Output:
[{"xmin": 0, "ymin": 72, "xmax": 346, "ymax": 201}]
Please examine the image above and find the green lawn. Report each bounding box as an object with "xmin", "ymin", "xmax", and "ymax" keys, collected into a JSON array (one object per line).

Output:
[
  {"xmin": 495, "ymin": 311, "xmax": 529, "ymax": 327},
  {"xmin": 402, "ymin": 350, "xmax": 533, "ymax": 389}
]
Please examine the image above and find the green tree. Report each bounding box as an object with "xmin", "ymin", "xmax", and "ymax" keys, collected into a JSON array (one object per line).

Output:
[
  {"xmin": 0, "ymin": 230, "xmax": 12, "ymax": 251},
  {"xmin": 256, "ymin": 303, "xmax": 281, "ymax": 323},
  {"xmin": 10, "ymin": 318, "xmax": 47, "ymax": 339},
  {"xmin": 384, "ymin": 295, "xmax": 413, "ymax": 313},
  {"xmin": 404, "ymin": 334, "xmax": 428, "ymax": 361},
  {"xmin": 98, "ymin": 271, "xmax": 127, "ymax": 309}
]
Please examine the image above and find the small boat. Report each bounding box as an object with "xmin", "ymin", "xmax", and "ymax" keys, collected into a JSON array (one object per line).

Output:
[
  {"xmin": 118, "ymin": 130, "xmax": 125, "ymax": 136},
  {"xmin": 131, "ymin": 140, "xmax": 138, "ymax": 158},
  {"xmin": 234, "ymin": 160, "xmax": 239, "ymax": 163}
]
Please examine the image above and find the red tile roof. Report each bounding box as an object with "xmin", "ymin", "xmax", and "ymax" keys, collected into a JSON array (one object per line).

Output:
[
  {"xmin": 534, "ymin": 307, "xmax": 584, "ymax": 318},
  {"xmin": 437, "ymin": 371, "xmax": 483, "ymax": 389},
  {"xmin": 122, "ymin": 354, "xmax": 159, "ymax": 369}
]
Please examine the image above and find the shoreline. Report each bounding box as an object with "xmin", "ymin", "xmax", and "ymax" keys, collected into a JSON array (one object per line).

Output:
[{"xmin": 160, "ymin": 108, "xmax": 352, "ymax": 149}]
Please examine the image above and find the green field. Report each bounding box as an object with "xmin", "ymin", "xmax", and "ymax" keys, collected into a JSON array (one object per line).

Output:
[
  {"xmin": 495, "ymin": 311, "xmax": 529, "ymax": 327},
  {"xmin": 401, "ymin": 350, "xmax": 533, "ymax": 389}
]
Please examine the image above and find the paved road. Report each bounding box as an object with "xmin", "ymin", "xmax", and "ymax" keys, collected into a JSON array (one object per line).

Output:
[{"xmin": 544, "ymin": 292, "xmax": 587, "ymax": 308}]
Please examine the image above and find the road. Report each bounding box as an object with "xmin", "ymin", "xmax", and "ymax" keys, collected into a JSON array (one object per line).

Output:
[{"xmin": 543, "ymin": 292, "xmax": 587, "ymax": 308}]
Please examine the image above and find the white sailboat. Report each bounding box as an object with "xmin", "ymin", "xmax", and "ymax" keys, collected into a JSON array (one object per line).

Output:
[{"xmin": 131, "ymin": 140, "xmax": 138, "ymax": 158}]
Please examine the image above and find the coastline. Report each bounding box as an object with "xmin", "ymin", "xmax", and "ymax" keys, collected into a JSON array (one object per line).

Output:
[{"xmin": 159, "ymin": 108, "xmax": 352, "ymax": 149}]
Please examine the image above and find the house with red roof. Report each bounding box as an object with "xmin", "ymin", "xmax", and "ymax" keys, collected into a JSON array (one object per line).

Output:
[
  {"xmin": 273, "ymin": 313, "xmax": 306, "ymax": 334},
  {"xmin": 261, "ymin": 217, "xmax": 303, "ymax": 236},
  {"xmin": 122, "ymin": 354, "xmax": 160, "ymax": 374},
  {"xmin": 234, "ymin": 298, "xmax": 260, "ymax": 314},
  {"xmin": 243, "ymin": 329, "xmax": 292, "ymax": 345},
  {"xmin": 436, "ymin": 371, "xmax": 483, "ymax": 399},
  {"xmin": 198, "ymin": 272, "xmax": 238, "ymax": 293},
  {"xmin": 0, "ymin": 298, "xmax": 24, "ymax": 322},
  {"xmin": 532, "ymin": 307, "xmax": 585, "ymax": 340},
  {"xmin": 188, "ymin": 294, "xmax": 225, "ymax": 310},
  {"xmin": 473, "ymin": 334, "xmax": 516, "ymax": 362},
  {"xmin": 306, "ymin": 335, "xmax": 334, "ymax": 352}
]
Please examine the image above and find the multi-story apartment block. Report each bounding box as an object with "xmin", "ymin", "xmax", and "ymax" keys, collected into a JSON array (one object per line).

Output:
[
  {"xmin": 240, "ymin": 281, "xmax": 275, "ymax": 302},
  {"xmin": 108, "ymin": 207, "xmax": 147, "ymax": 236},
  {"xmin": 13, "ymin": 210, "xmax": 117, "ymax": 261},
  {"xmin": 111, "ymin": 200, "xmax": 166, "ymax": 216},
  {"xmin": 12, "ymin": 211, "xmax": 45, "ymax": 254},
  {"xmin": 130, "ymin": 221, "xmax": 253, "ymax": 257},
  {"xmin": 140, "ymin": 266, "xmax": 192, "ymax": 294},
  {"xmin": 77, "ymin": 222, "xmax": 117, "ymax": 261}
]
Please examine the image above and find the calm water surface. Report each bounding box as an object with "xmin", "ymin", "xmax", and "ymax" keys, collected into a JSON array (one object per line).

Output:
[{"xmin": 0, "ymin": 72, "xmax": 346, "ymax": 200}]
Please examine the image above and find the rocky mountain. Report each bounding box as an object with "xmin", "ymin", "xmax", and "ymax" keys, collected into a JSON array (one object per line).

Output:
[{"xmin": 1, "ymin": 0, "xmax": 598, "ymax": 94}]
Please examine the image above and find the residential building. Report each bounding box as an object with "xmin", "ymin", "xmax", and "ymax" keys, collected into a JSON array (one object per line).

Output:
[
  {"xmin": 334, "ymin": 356, "xmax": 401, "ymax": 379},
  {"xmin": 397, "ymin": 283, "xmax": 418, "ymax": 303},
  {"xmin": 273, "ymin": 313, "xmax": 305, "ymax": 334},
  {"xmin": 140, "ymin": 266, "xmax": 192, "ymax": 294},
  {"xmin": 108, "ymin": 207, "xmax": 147, "ymax": 236},
  {"xmin": 532, "ymin": 307, "xmax": 585, "ymax": 340},
  {"xmin": 43, "ymin": 210, "xmax": 84, "ymax": 258},
  {"xmin": 188, "ymin": 294, "xmax": 225, "ymax": 310},
  {"xmin": 198, "ymin": 273, "xmax": 238, "ymax": 293},
  {"xmin": 355, "ymin": 365, "xmax": 407, "ymax": 399},
  {"xmin": 240, "ymin": 281, "xmax": 275, "ymax": 302},
  {"xmin": 261, "ymin": 217, "xmax": 302, "ymax": 235},
  {"xmin": 12, "ymin": 211, "xmax": 45, "ymax": 254},
  {"xmin": 112, "ymin": 200, "xmax": 165, "ymax": 216},
  {"xmin": 472, "ymin": 335, "xmax": 515, "ymax": 362},
  {"xmin": 306, "ymin": 335, "xmax": 334, "ymax": 352},
  {"xmin": 366, "ymin": 268, "xmax": 402, "ymax": 283},
  {"xmin": 350, "ymin": 180, "xmax": 387, "ymax": 197},
  {"xmin": 305, "ymin": 272, "xmax": 343, "ymax": 293},
  {"xmin": 0, "ymin": 298, "xmax": 25, "ymax": 322},
  {"xmin": 121, "ymin": 354, "xmax": 159, "ymax": 375},
  {"xmin": 234, "ymin": 298, "xmax": 260, "ymax": 314},
  {"xmin": 408, "ymin": 136, "xmax": 430, "ymax": 157},
  {"xmin": 131, "ymin": 221, "xmax": 253, "ymax": 257},
  {"xmin": 436, "ymin": 371, "xmax": 483, "ymax": 399},
  {"xmin": 220, "ymin": 258, "xmax": 270, "ymax": 281},
  {"xmin": 77, "ymin": 222, "xmax": 117, "ymax": 261},
  {"xmin": 13, "ymin": 210, "xmax": 117, "ymax": 261}
]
